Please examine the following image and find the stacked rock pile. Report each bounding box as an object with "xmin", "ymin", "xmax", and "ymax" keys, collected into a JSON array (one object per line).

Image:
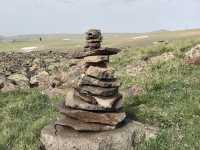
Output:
[{"xmin": 56, "ymin": 29, "xmax": 126, "ymax": 131}]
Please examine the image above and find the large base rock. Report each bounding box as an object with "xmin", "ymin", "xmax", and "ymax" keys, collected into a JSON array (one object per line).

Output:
[{"xmin": 40, "ymin": 120, "xmax": 158, "ymax": 150}]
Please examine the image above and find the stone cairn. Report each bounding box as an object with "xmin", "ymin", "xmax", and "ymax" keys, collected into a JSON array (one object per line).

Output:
[{"xmin": 56, "ymin": 29, "xmax": 126, "ymax": 131}]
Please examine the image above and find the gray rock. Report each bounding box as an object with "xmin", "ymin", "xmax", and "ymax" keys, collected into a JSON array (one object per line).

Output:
[
  {"xmin": 72, "ymin": 47, "xmax": 121, "ymax": 58},
  {"xmin": 74, "ymin": 89, "xmax": 98, "ymax": 105},
  {"xmin": 54, "ymin": 116, "xmax": 116, "ymax": 132},
  {"xmin": 30, "ymin": 71, "xmax": 50, "ymax": 89},
  {"xmin": 40, "ymin": 120, "xmax": 159, "ymax": 150},
  {"xmin": 58, "ymin": 104, "xmax": 126, "ymax": 126},
  {"xmin": 76, "ymin": 75, "xmax": 121, "ymax": 88},
  {"xmin": 49, "ymin": 71, "xmax": 68, "ymax": 88},
  {"xmin": 65, "ymin": 90, "xmax": 107, "ymax": 111},
  {"xmin": 86, "ymin": 66, "xmax": 115, "ymax": 80},
  {"xmin": 7, "ymin": 73, "xmax": 29, "ymax": 89},
  {"xmin": 185, "ymin": 44, "xmax": 200, "ymax": 65},
  {"xmin": 86, "ymin": 29, "xmax": 102, "ymax": 40},
  {"xmin": 95, "ymin": 94, "xmax": 122, "ymax": 109},
  {"xmin": 85, "ymin": 42, "xmax": 101, "ymax": 49},
  {"xmin": 0, "ymin": 74, "xmax": 6, "ymax": 88},
  {"xmin": 77, "ymin": 85, "xmax": 118, "ymax": 97},
  {"xmin": 74, "ymin": 90, "xmax": 123, "ymax": 109},
  {"xmin": 83, "ymin": 55, "xmax": 109, "ymax": 64},
  {"xmin": 1, "ymin": 81, "xmax": 17, "ymax": 92},
  {"xmin": 87, "ymin": 38, "xmax": 102, "ymax": 43}
]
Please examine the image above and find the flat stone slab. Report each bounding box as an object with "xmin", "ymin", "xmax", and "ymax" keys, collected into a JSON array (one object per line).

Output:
[
  {"xmin": 72, "ymin": 90, "xmax": 123, "ymax": 110},
  {"xmin": 76, "ymin": 75, "xmax": 121, "ymax": 88},
  {"xmin": 58, "ymin": 104, "xmax": 126, "ymax": 126},
  {"xmin": 72, "ymin": 48, "xmax": 121, "ymax": 58},
  {"xmin": 86, "ymin": 66, "xmax": 115, "ymax": 80},
  {"xmin": 83, "ymin": 55, "xmax": 109, "ymax": 64},
  {"xmin": 55, "ymin": 117, "xmax": 116, "ymax": 131},
  {"xmin": 40, "ymin": 120, "xmax": 159, "ymax": 150},
  {"xmin": 78, "ymin": 86, "xmax": 118, "ymax": 97},
  {"xmin": 65, "ymin": 90, "xmax": 108, "ymax": 111}
]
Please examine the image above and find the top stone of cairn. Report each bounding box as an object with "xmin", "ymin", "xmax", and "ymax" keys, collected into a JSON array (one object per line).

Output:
[
  {"xmin": 85, "ymin": 29, "xmax": 103, "ymax": 49},
  {"xmin": 73, "ymin": 29, "xmax": 120, "ymax": 58}
]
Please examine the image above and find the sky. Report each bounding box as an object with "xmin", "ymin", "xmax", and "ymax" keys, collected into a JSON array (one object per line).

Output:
[{"xmin": 0, "ymin": 0, "xmax": 200, "ymax": 35}]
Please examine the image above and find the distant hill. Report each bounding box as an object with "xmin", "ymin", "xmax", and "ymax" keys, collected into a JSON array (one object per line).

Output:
[
  {"xmin": 5, "ymin": 33, "xmax": 83, "ymax": 42},
  {"xmin": 152, "ymin": 29, "xmax": 170, "ymax": 33},
  {"xmin": 0, "ymin": 35, "xmax": 4, "ymax": 41}
]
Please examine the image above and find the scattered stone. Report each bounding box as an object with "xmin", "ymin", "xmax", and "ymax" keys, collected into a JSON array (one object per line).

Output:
[
  {"xmin": 41, "ymin": 120, "xmax": 159, "ymax": 150},
  {"xmin": 128, "ymin": 84, "xmax": 144, "ymax": 97},
  {"xmin": 30, "ymin": 71, "xmax": 50, "ymax": 89},
  {"xmin": 1, "ymin": 81, "xmax": 17, "ymax": 92},
  {"xmin": 7, "ymin": 73, "xmax": 29, "ymax": 89},
  {"xmin": 148, "ymin": 52, "xmax": 175, "ymax": 64},
  {"xmin": 185, "ymin": 44, "xmax": 200, "ymax": 65},
  {"xmin": 49, "ymin": 71, "xmax": 68, "ymax": 88},
  {"xmin": 0, "ymin": 51, "xmax": 71, "ymax": 91},
  {"xmin": 0, "ymin": 74, "xmax": 6, "ymax": 89}
]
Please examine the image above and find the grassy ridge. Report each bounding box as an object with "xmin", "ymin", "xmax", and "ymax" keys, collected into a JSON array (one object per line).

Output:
[{"xmin": 0, "ymin": 37, "xmax": 200, "ymax": 149}]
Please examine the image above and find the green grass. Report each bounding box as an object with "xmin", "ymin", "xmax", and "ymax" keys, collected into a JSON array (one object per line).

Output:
[
  {"xmin": 114, "ymin": 38, "xmax": 200, "ymax": 149},
  {"xmin": 0, "ymin": 90, "xmax": 61, "ymax": 150},
  {"xmin": 1, "ymin": 28, "xmax": 200, "ymax": 52},
  {"xmin": 1, "ymin": 31, "xmax": 200, "ymax": 149}
]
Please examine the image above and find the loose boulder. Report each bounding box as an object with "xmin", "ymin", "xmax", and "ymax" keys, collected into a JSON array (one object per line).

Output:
[
  {"xmin": 30, "ymin": 71, "xmax": 50, "ymax": 89},
  {"xmin": 185, "ymin": 44, "xmax": 200, "ymax": 65},
  {"xmin": 7, "ymin": 73, "xmax": 29, "ymax": 89},
  {"xmin": 40, "ymin": 120, "xmax": 159, "ymax": 150}
]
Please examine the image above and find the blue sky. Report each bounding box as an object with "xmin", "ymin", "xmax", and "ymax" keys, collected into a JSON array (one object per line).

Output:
[{"xmin": 0, "ymin": 0, "xmax": 200, "ymax": 35}]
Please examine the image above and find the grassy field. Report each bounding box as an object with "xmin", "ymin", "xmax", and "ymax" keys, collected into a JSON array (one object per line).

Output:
[
  {"xmin": 0, "ymin": 29, "xmax": 200, "ymax": 149},
  {"xmin": 1, "ymin": 28, "xmax": 200, "ymax": 52}
]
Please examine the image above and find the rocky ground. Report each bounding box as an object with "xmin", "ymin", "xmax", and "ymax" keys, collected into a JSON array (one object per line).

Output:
[
  {"xmin": 1, "ymin": 42, "xmax": 200, "ymax": 93},
  {"xmin": 0, "ymin": 51, "xmax": 80, "ymax": 94}
]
